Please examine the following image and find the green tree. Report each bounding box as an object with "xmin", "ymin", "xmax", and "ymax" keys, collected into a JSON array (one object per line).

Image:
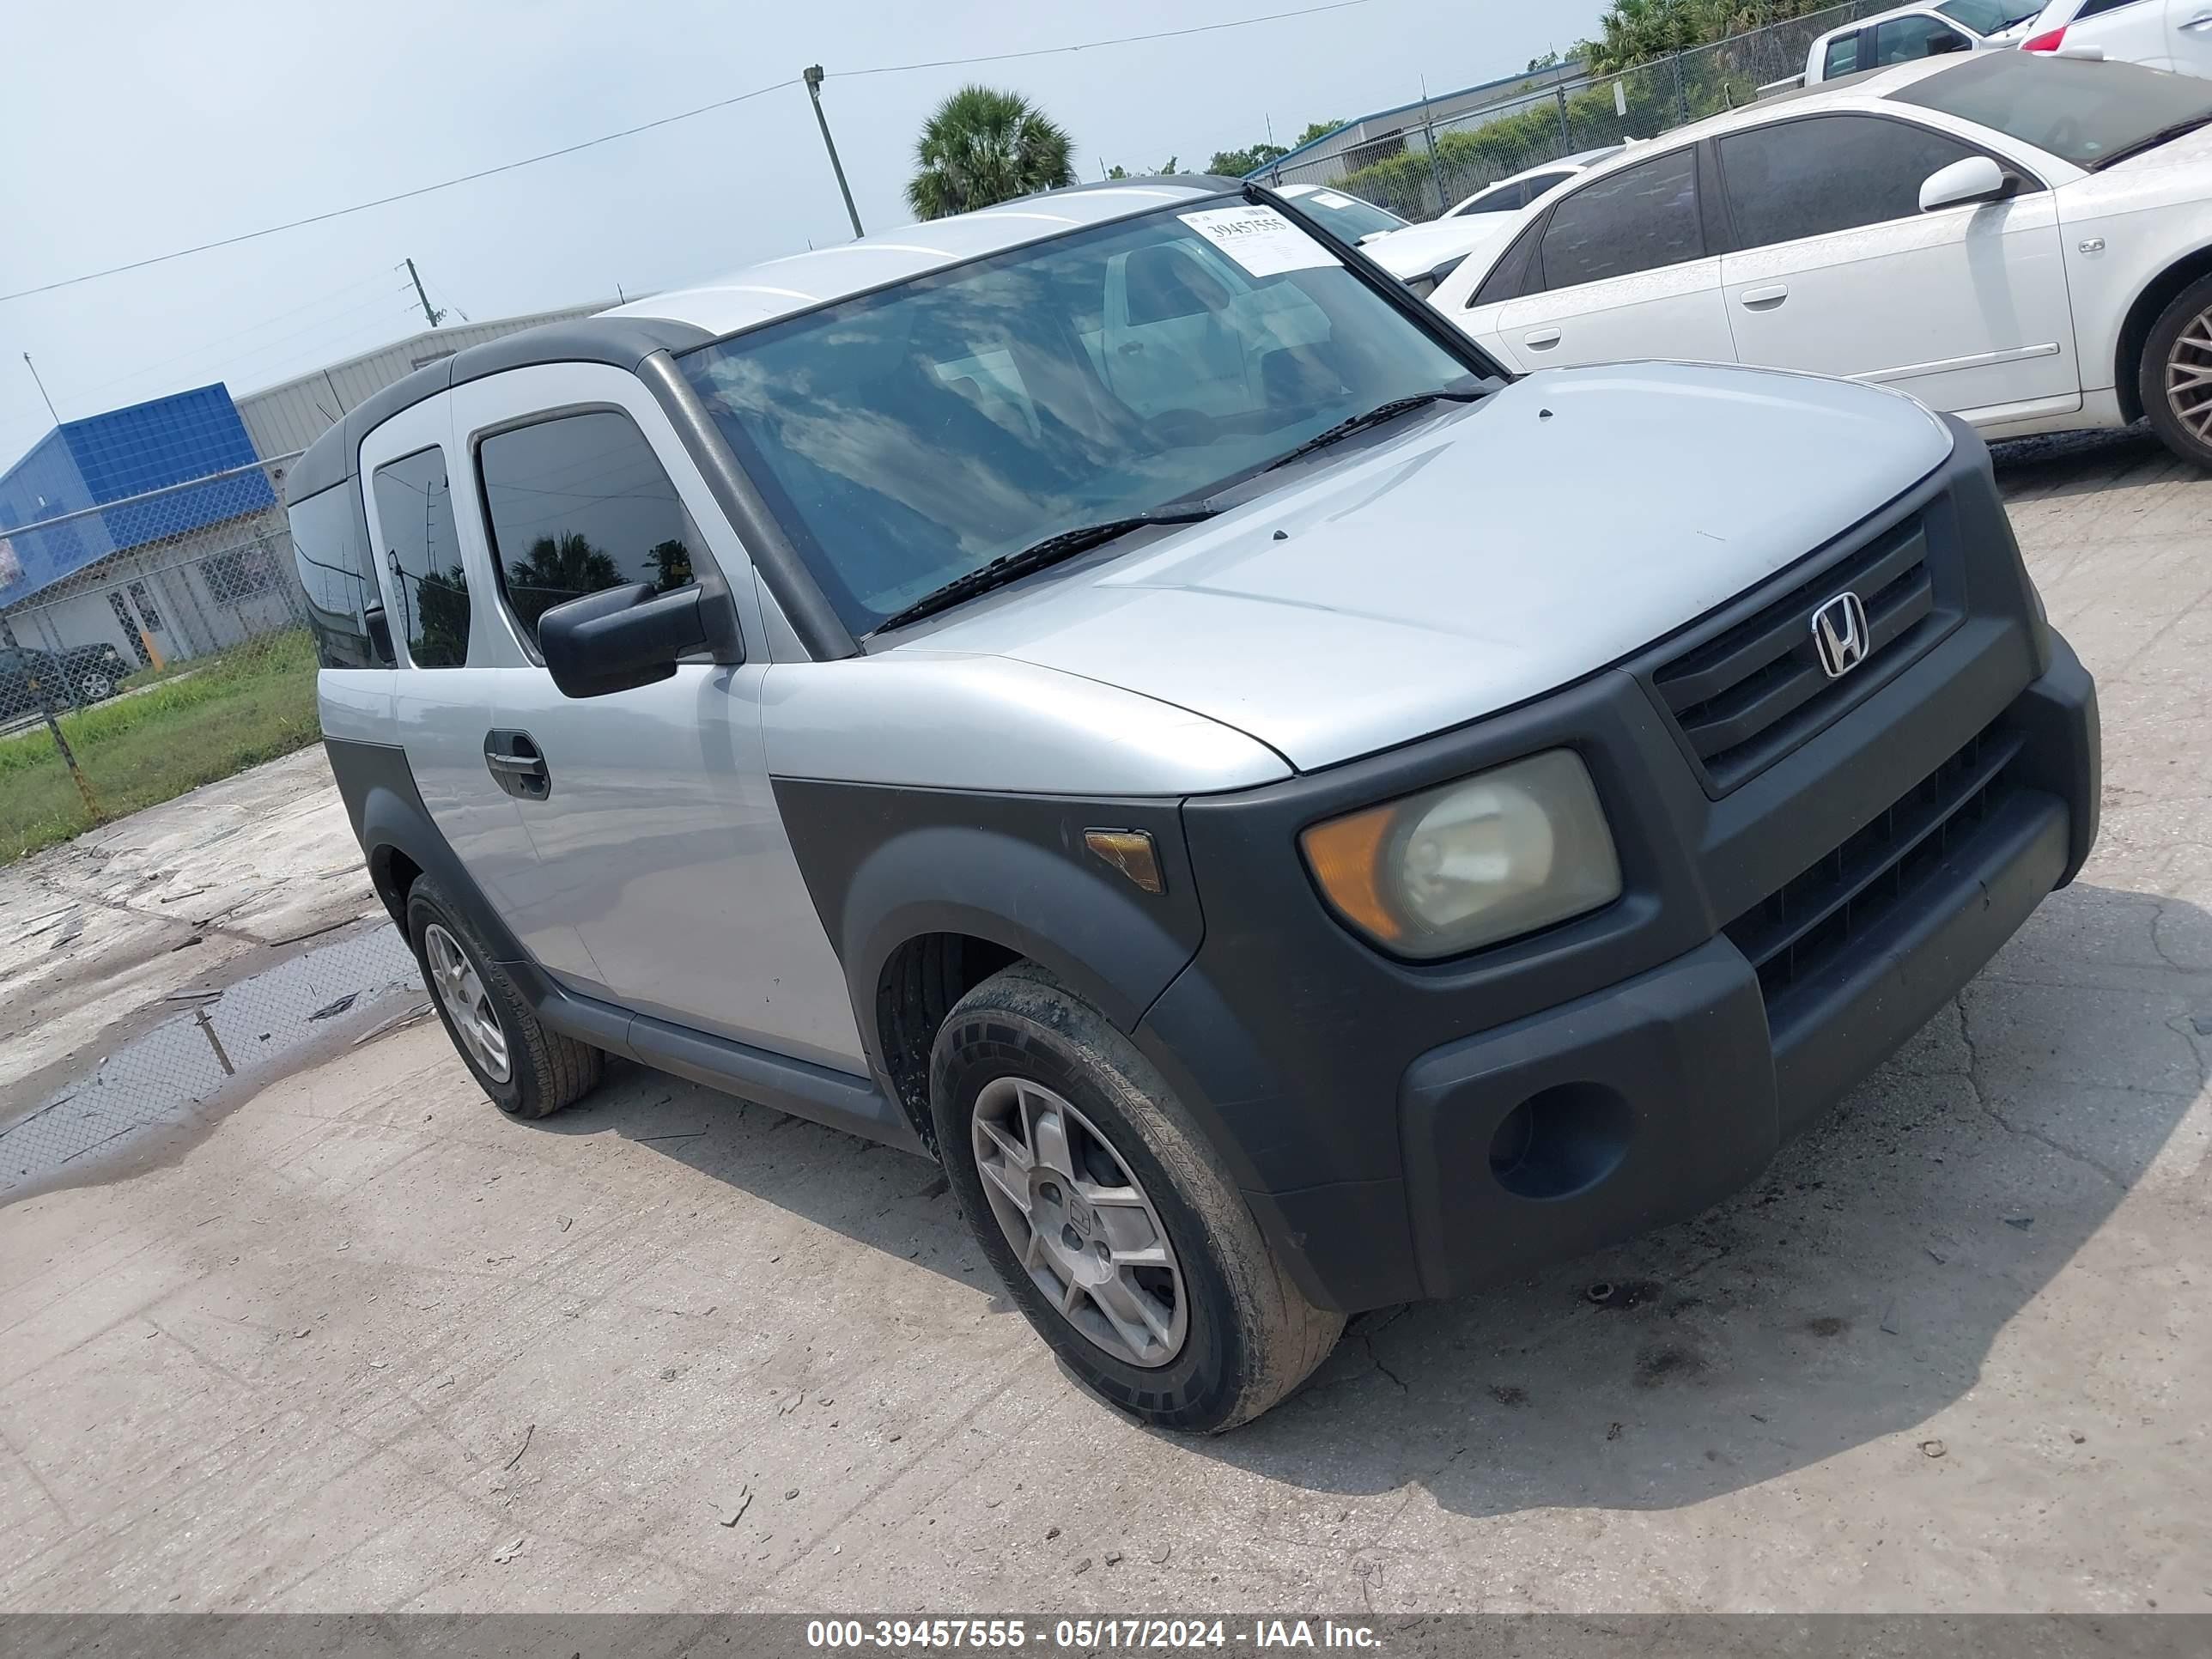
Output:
[
  {"xmin": 507, "ymin": 532, "xmax": 622, "ymax": 634},
  {"xmin": 1208, "ymin": 141, "xmax": 1288, "ymax": 176},
  {"xmin": 907, "ymin": 85, "xmax": 1077, "ymax": 219},
  {"xmin": 647, "ymin": 538, "xmax": 693, "ymax": 592},
  {"xmin": 1292, "ymin": 119, "xmax": 1340, "ymax": 147}
]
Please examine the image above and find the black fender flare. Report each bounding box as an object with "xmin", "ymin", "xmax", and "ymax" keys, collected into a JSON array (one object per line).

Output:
[{"xmin": 772, "ymin": 780, "xmax": 1206, "ymax": 1075}]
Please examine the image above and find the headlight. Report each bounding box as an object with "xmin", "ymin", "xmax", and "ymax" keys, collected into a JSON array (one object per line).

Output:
[{"xmin": 1300, "ymin": 750, "xmax": 1621, "ymax": 958}]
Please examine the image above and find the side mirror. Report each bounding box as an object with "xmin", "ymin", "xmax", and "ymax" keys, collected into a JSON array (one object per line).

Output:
[
  {"xmin": 1920, "ymin": 154, "xmax": 2012, "ymax": 213},
  {"xmin": 538, "ymin": 582, "xmax": 714, "ymax": 699}
]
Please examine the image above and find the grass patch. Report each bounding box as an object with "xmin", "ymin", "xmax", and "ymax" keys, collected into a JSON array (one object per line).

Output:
[{"xmin": 0, "ymin": 629, "xmax": 321, "ymax": 865}]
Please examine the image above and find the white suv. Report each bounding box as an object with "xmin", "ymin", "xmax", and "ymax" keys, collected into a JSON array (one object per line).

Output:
[
  {"xmin": 2020, "ymin": 0, "xmax": 2212, "ymax": 76},
  {"xmin": 292, "ymin": 178, "xmax": 2098, "ymax": 1431}
]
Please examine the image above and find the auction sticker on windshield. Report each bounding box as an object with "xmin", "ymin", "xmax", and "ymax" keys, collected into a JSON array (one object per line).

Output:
[{"xmin": 1178, "ymin": 206, "xmax": 1339, "ymax": 276}]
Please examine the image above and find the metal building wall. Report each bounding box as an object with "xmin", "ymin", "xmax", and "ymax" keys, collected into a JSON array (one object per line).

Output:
[{"xmin": 234, "ymin": 302, "xmax": 614, "ymax": 459}]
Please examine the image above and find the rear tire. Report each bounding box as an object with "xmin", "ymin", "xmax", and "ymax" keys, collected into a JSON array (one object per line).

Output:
[
  {"xmin": 75, "ymin": 672, "xmax": 116, "ymax": 702},
  {"xmin": 404, "ymin": 875, "xmax": 600, "ymax": 1120},
  {"xmin": 2140, "ymin": 273, "xmax": 2212, "ymax": 468},
  {"xmin": 930, "ymin": 962, "xmax": 1341, "ymax": 1431}
]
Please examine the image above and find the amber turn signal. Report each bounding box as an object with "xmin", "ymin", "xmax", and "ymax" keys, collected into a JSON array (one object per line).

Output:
[{"xmin": 1085, "ymin": 829, "xmax": 1165, "ymax": 895}]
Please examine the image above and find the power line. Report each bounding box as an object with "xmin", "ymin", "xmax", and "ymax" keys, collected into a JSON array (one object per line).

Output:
[
  {"xmin": 0, "ymin": 0, "xmax": 1380, "ymax": 307},
  {"xmin": 833, "ymin": 0, "xmax": 1374, "ymax": 77},
  {"xmin": 0, "ymin": 77, "xmax": 799, "ymax": 305},
  {"xmin": 71, "ymin": 276, "xmax": 415, "ymax": 400}
]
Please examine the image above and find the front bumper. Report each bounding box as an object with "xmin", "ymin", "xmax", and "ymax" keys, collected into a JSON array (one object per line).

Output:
[{"xmin": 1135, "ymin": 435, "xmax": 2098, "ymax": 1314}]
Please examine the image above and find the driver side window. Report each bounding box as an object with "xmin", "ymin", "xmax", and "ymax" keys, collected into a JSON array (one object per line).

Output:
[{"xmin": 1717, "ymin": 116, "xmax": 1989, "ymax": 251}]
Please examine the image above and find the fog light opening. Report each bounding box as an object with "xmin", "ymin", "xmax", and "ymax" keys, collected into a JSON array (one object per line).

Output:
[{"xmin": 1488, "ymin": 1082, "xmax": 1633, "ymax": 1200}]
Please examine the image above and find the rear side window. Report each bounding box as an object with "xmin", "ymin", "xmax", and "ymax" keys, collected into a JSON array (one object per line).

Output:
[
  {"xmin": 476, "ymin": 410, "xmax": 702, "ymax": 649},
  {"xmin": 289, "ymin": 483, "xmax": 390, "ymax": 668},
  {"xmin": 1519, "ymin": 171, "xmax": 1574, "ymax": 202},
  {"xmin": 1461, "ymin": 180, "xmax": 1525, "ymax": 215},
  {"xmin": 1825, "ymin": 33, "xmax": 1862, "ymax": 77},
  {"xmin": 1538, "ymin": 149, "xmax": 1704, "ymax": 289},
  {"xmin": 1718, "ymin": 116, "xmax": 1984, "ymax": 248},
  {"xmin": 371, "ymin": 447, "xmax": 468, "ymax": 668}
]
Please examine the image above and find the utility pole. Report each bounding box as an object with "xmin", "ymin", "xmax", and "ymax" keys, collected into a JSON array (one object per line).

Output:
[
  {"xmin": 404, "ymin": 258, "xmax": 445, "ymax": 328},
  {"xmin": 803, "ymin": 66, "xmax": 865, "ymax": 240},
  {"xmin": 22, "ymin": 353, "xmax": 58, "ymax": 423}
]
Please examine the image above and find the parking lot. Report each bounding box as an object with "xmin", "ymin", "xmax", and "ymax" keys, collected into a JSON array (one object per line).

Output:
[{"xmin": 0, "ymin": 426, "xmax": 2206, "ymax": 1615}]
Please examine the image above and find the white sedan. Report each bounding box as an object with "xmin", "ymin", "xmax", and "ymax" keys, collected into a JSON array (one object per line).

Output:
[{"xmin": 1427, "ymin": 51, "xmax": 2212, "ymax": 464}]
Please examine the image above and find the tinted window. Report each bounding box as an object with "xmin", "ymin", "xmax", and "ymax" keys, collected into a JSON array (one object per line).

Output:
[
  {"xmin": 1458, "ymin": 181, "xmax": 1525, "ymax": 215},
  {"xmin": 1292, "ymin": 188, "xmax": 1407, "ymax": 240},
  {"xmin": 477, "ymin": 411, "xmax": 703, "ymax": 648},
  {"xmin": 2074, "ymin": 0, "xmax": 2143, "ymax": 15},
  {"xmin": 1538, "ymin": 149, "xmax": 1703, "ymax": 289},
  {"xmin": 1720, "ymin": 116, "xmax": 1983, "ymax": 247},
  {"xmin": 371, "ymin": 447, "xmax": 467, "ymax": 668},
  {"xmin": 678, "ymin": 203, "xmax": 1474, "ymax": 635},
  {"xmin": 1826, "ymin": 33, "xmax": 1862, "ymax": 76},
  {"xmin": 1892, "ymin": 49, "xmax": 2212, "ymax": 167},
  {"xmin": 1472, "ymin": 220, "xmax": 1544, "ymax": 307},
  {"xmin": 1874, "ymin": 15, "xmax": 1970, "ymax": 62},
  {"xmin": 289, "ymin": 483, "xmax": 388, "ymax": 668}
]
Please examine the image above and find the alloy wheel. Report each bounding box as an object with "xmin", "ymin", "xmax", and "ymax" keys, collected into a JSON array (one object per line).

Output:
[
  {"xmin": 969, "ymin": 1077, "xmax": 1188, "ymax": 1368},
  {"xmin": 423, "ymin": 921, "xmax": 511, "ymax": 1083},
  {"xmin": 2166, "ymin": 303, "xmax": 2212, "ymax": 446}
]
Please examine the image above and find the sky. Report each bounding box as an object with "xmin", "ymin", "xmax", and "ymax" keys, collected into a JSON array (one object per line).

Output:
[{"xmin": 0, "ymin": 0, "xmax": 1604, "ymax": 471}]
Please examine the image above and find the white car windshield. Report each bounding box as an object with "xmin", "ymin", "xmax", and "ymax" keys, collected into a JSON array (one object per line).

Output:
[
  {"xmin": 1288, "ymin": 188, "xmax": 1408, "ymax": 241},
  {"xmin": 678, "ymin": 202, "xmax": 1478, "ymax": 635},
  {"xmin": 1893, "ymin": 51, "xmax": 2212, "ymax": 167},
  {"xmin": 1934, "ymin": 0, "xmax": 2038, "ymax": 33}
]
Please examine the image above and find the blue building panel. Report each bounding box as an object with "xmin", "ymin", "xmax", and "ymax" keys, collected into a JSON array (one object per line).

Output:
[{"xmin": 0, "ymin": 385, "xmax": 275, "ymax": 605}]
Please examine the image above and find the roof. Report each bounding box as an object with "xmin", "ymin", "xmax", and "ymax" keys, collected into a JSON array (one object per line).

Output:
[
  {"xmin": 600, "ymin": 180, "xmax": 1236, "ymax": 339},
  {"xmin": 1251, "ymin": 62, "xmax": 1592, "ymax": 176}
]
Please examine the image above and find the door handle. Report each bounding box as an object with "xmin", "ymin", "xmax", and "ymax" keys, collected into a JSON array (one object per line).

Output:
[
  {"xmin": 483, "ymin": 731, "xmax": 550, "ymax": 800},
  {"xmin": 1523, "ymin": 327, "xmax": 1563, "ymax": 349},
  {"xmin": 2184, "ymin": 12, "xmax": 2212, "ymax": 29},
  {"xmin": 1739, "ymin": 284, "xmax": 1790, "ymax": 310}
]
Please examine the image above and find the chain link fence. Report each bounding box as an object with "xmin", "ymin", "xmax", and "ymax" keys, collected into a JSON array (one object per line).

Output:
[
  {"xmin": 0, "ymin": 453, "xmax": 322, "ymax": 855},
  {"xmin": 1263, "ymin": 1, "xmax": 1895, "ymax": 221}
]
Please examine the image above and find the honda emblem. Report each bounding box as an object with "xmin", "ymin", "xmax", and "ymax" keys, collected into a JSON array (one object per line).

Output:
[{"xmin": 1810, "ymin": 591, "xmax": 1871, "ymax": 680}]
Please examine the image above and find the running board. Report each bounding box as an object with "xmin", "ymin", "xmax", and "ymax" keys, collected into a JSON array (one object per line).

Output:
[{"xmin": 510, "ymin": 962, "xmax": 927, "ymax": 1155}]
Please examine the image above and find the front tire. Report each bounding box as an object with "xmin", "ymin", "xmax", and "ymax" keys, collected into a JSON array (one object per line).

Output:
[
  {"xmin": 404, "ymin": 876, "xmax": 600, "ymax": 1120},
  {"xmin": 930, "ymin": 963, "xmax": 1341, "ymax": 1431},
  {"xmin": 75, "ymin": 671, "xmax": 116, "ymax": 703},
  {"xmin": 2141, "ymin": 274, "xmax": 2212, "ymax": 467}
]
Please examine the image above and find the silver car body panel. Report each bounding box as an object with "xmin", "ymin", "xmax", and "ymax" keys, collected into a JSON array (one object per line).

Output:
[
  {"xmin": 875, "ymin": 364, "xmax": 1954, "ymax": 774},
  {"xmin": 760, "ymin": 652, "xmax": 1292, "ymax": 795}
]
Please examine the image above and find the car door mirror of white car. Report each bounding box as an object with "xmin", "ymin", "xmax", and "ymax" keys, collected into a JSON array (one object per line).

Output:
[{"xmin": 1920, "ymin": 155, "xmax": 2013, "ymax": 213}]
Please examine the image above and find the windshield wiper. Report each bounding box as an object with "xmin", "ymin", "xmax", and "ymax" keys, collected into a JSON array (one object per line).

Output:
[
  {"xmin": 1260, "ymin": 388, "xmax": 1485, "ymax": 476},
  {"xmin": 872, "ymin": 503, "xmax": 1220, "ymax": 634},
  {"xmin": 2089, "ymin": 113, "xmax": 2212, "ymax": 171}
]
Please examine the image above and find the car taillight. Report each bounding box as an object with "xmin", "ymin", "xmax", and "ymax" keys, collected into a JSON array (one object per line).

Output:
[{"xmin": 2022, "ymin": 27, "xmax": 2065, "ymax": 51}]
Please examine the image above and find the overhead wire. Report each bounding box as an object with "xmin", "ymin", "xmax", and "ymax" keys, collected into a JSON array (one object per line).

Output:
[{"xmin": 0, "ymin": 0, "xmax": 1381, "ymax": 304}]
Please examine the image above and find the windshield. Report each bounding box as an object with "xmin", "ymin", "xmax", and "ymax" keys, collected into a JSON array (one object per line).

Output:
[
  {"xmin": 1286, "ymin": 187, "xmax": 1407, "ymax": 240},
  {"xmin": 678, "ymin": 200, "xmax": 1474, "ymax": 635},
  {"xmin": 1892, "ymin": 50, "xmax": 2212, "ymax": 167},
  {"xmin": 1934, "ymin": 0, "xmax": 2034, "ymax": 33}
]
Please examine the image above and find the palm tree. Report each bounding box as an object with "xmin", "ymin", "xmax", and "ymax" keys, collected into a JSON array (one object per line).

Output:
[
  {"xmin": 506, "ymin": 532, "xmax": 621, "ymax": 634},
  {"xmin": 906, "ymin": 86, "xmax": 1076, "ymax": 220}
]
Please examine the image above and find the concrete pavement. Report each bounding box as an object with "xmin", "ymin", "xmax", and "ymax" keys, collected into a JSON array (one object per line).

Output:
[{"xmin": 0, "ymin": 430, "xmax": 2206, "ymax": 1614}]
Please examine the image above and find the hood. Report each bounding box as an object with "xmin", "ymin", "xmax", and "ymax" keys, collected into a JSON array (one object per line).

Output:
[
  {"xmin": 1364, "ymin": 214, "xmax": 1526, "ymax": 280},
  {"xmin": 890, "ymin": 362, "xmax": 1954, "ymax": 774}
]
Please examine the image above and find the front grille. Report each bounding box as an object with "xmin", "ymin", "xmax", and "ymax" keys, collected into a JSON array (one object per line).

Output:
[
  {"xmin": 1652, "ymin": 513, "xmax": 1947, "ymax": 794},
  {"xmin": 1725, "ymin": 724, "xmax": 2023, "ymax": 1006}
]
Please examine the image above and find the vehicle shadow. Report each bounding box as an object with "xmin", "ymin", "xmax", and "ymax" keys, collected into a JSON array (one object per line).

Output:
[
  {"xmin": 533, "ymin": 878, "xmax": 2206, "ymax": 1517},
  {"xmin": 1991, "ymin": 422, "xmax": 2187, "ymax": 503}
]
